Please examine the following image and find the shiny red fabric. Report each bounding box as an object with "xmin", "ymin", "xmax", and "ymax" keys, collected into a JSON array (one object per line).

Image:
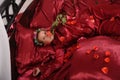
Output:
[
  {"xmin": 30, "ymin": 0, "xmax": 62, "ymax": 28},
  {"xmin": 19, "ymin": 0, "xmax": 40, "ymax": 27},
  {"xmin": 14, "ymin": 0, "xmax": 120, "ymax": 80}
]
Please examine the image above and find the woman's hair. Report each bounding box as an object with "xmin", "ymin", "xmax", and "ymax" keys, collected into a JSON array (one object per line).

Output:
[{"xmin": 33, "ymin": 29, "xmax": 44, "ymax": 46}]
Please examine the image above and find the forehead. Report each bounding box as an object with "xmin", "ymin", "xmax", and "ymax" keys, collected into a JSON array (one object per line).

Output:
[{"xmin": 39, "ymin": 31, "xmax": 46, "ymax": 37}]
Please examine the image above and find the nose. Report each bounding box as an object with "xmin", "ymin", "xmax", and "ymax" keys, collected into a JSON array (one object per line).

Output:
[{"xmin": 46, "ymin": 31, "xmax": 52, "ymax": 37}]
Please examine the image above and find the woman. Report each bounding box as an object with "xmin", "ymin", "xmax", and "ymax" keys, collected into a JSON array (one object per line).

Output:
[{"xmin": 14, "ymin": 0, "xmax": 120, "ymax": 80}]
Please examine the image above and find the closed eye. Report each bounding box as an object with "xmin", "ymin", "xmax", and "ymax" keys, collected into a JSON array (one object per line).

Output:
[
  {"xmin": 43, "ymin": 37, "xmax": 45, "ymax": 40},
  {"xmin": 44, "ymin": 31, "xmax": 46, "ymax": 34}
]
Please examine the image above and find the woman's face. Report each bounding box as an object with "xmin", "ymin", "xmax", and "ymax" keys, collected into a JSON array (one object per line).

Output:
[{"xmin": 37, "ymin": 30, "xmax": 54, "ymax": 45}]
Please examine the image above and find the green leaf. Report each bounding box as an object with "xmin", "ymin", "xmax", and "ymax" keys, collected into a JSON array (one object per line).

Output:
[
  {"xmin": 58, "ymin": 14, "xmax": 63, "ymax": 18},
  {"xmin": 61, "ymin": 17, "xmax": 67, "ymax": 25},
  {"xmin": 52, "ymin": 20, "xmax": 59, "ymax": 27}
]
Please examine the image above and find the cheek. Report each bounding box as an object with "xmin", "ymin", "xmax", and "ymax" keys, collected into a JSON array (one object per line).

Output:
[
  {"xmin": 45, "ymin": 38, "xmax": 51, "ymax": 42},
  {"xmin": 44, "ymin": 37, "xmax": 53, "ymax": 44},
  {"xmin": 38, "ymin": 35, "xmax": 44, "ymax": 42}
]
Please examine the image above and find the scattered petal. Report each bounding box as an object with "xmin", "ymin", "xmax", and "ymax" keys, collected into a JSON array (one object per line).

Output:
[
  {"xmin": 59, "ymin": 36, "xmax": 65, "ymax": 42},
  {"xmin": 101, "ymin": 67, "xmax": 109, "ymax": 74},
  {"xmin": 104, "ymin": 57, "xmax": 110, "ymax": 63},
  {"xmin": 93, "ymin": 53, "xmax": 99, "ymax": 59},
  {"xmin": 93, "ymin": 46, "xmax": 99, "ymax": 51},
  {"xmin": 86, "ymin": 49, "xmax": 91, "ymax": 55},
  {"xmin": 76, "ymin": 45, "xmax": 80, "ymax": 49},
  {"xmin": 110, "ymin": 17, "xmax": 115, "ymax": 21},
  {"xmin": 70, "ymin": 20, "xmax": 76, "ymax": 25},
  {"xmin": 64, "ymin": 52, "xmax": 71, "ymax": 58},
  {"xmin": 105, "ymin": 51, "xmax": 111, "ymax": 56},
  {"xmin": 66, "ymin": 21, "xmax": 71, "ymax": 25}
]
